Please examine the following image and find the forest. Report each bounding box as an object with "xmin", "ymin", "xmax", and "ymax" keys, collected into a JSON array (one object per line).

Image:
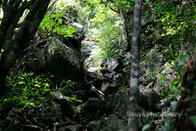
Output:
[{"xmin": 0, "ymin": 0, "xmax": 195, "ymax": 130}]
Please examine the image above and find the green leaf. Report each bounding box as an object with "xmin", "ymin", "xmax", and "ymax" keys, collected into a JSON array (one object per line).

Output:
[
  {"xmin": 169, "ymin": 45, "xmax": 176, "ymax": 60},
  {"xmin": 29, "ymin": 102, "xmax": 35, "ymax": 106},
  {"xmin": 160, "ymin": 73, "xmax": 167, "ymax": 82},
  {"xmin": 1, "ymin": 48, "xmax": 4, "ymax": 52},
  {"xmin": 45, "ymin": 83, "xmax": 50, "ymax": 87},
  {"xmin": 58, "ymin": 18, "xmax": 63, "ymax": 24},
  {"xmin": 68, "ymin": 26, "xmax": 76, "ymax": 33},
  {"xmin": 190, "ymin": 116, "xmax": 196, "ymax": 126},
  {"xmin": 70, "ymin": 97, "xmax": 83, "ymax": 103},
  {"xmin": 19, "ymin": 81, "xmax": 24, "ymax": 84},
  {"xmin": 51, "ymin": 14, "xmax": 57, "ymax": 18},
  {"xmin": 142, "ymin": 124, "xmax": 151, "ymax": 131},
  {"xmin": 146, "ymin": 52, "xmax": 153, "ymax": 57},
  {"xmin": 169, "ymin": 79, "xmax": 181, "ymax": 94},
  {"xmin": 35, "ymin": 84, "xmax": 41, "ymax": 87},
  {"xmin": 48, "ymin": 26, "xmax": 52, "ymax": 31}
]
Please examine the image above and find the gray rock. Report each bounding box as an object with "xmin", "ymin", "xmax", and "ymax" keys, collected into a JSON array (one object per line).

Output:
[
  {"xmin": 100, "ymin": 114, "xmax": 127, "ymax": 131},
  {"xmin": 59, "ymin": 124, "xmax": 83, "ymax": 131},
  {"xmin": 87, "ymin": 121, "xmax": 101, "ymax": 131},
  {"xmin": 101, "ymin": 59, "xmax": 119, "ymax": 73},
  {"xmin": 71, "ymin": 22, "xmax": 84, "ymax": 41},
  {"xmin": 53, "ymin": 91, "xmax": 76, "ymax": 119},
  {"xmin": 26, "ymin": 37, "xmax": 82, "ymax": 83},
  {"xmin": 101, "ymin": 82, "xmax": 119, "ymax": 96}
]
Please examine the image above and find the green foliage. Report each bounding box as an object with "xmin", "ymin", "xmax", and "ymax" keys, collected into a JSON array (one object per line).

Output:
[
  {"xmin": 106, "ymin": 100, "xmax": 116, "ymax": 108},
  {"xmin": 0, "ymin": 73, "xmax": 54, "ymax": 108},
  {"xmin": 159, "ymin": 73, "xmax": 167, "ymax": 83},
  {"xmin": 190, "ymin": 116, "xmax": 196, "ymax": 126},
  {"xmin": 97, "ymin": 24, "xmax": 122, "ymax": 60},
  {"xmin": 146, "ymin": 52, "xmax": 153, "ymax": 57},
  {"xmin": 157, "ymin": 54, "xmax": 186, "ymax": 97},
  {"xmin": 0, "ymin": 48, "xmax": 4, "ymax": 58},
  {"xmin": 40, "ymin": 11, "xmax": 76, "ymax": 38},
  {"xmin": 100, "ymin": 0, "xmax": 133, "ymax": 10},
  {"xmin": 88, "ymin": 2, "xmax": 124, "ymax": 60},
  {"xmin": 154, "ymin": 1, "xmax": 195, "ymax": 39},
  {"xmin": 57, "ymin": 80, "xmax": 84, "ymax": 104},
  {"xmin": 118, "ymin": 85, "xmax": 128, "ymax": 92},
  {"xmin": 59, "ymin": 0, "xmax": 130, "ymax": 60},
  {"xmin": 141, "ymin": 0, "xmax": 195, "ymax": 54},
  {"xmin": 167, "ymin": 47, "xmax": 187, "ymax": 94}
]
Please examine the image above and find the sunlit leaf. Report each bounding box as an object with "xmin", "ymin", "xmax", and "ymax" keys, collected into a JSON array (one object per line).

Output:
[{"xmin": 160, "ymin": 73, "xmax": 167, "ymax": 82}]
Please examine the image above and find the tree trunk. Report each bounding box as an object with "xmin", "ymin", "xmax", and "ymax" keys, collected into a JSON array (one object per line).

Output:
[
  {"xmin": 119, "ymin": 7, "xmax": 133, "ymax": 52},
  {"xmin": 119, "ymin": 7, "xmax": 129, "ymax": 50},
  {"xmin": 109, "ymin": 4, "xmax": 133, "ymax": 52},
  {"xmin": 0, "ymin": 0, "xmax": 51, "ymax": 98},
  {"xmin": 128, "ymin": 0, "xmax": 142, "ymax": 130}
]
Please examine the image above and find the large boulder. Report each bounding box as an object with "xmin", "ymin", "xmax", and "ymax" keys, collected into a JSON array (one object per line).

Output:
[
  {"xmin": 19, "ymin": 9, "xmax": 85, "ymax": 82},
  {"xmin": 25, "ymin": 37, "xmax": 82, "ymax": 83},
  {"xmin": 24, "ymin": 20, "xmax": 84, "ymax": 83}
]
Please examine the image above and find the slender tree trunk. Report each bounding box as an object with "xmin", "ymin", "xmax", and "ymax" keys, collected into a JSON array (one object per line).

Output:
[
  {"xmin": 119, "ymin": 7, "xmax": 129, "ymax": 48},
  {"xmin": 119, "ymin": 7, "xmax": 133, "ymax": 52},
  {"xmin": 128, "ymin": 0, "xmax": 142, "ymax": 130},
  {"xmin": 0, "ymin": 0, "xmax": 51, "ymax": 98}
]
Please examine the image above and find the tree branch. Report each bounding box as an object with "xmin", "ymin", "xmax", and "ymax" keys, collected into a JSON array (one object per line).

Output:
[
  {"xmin": 0, "ymin": 0, "xmax": 51, "ymax": 98},
  {"xmin": 22, "ymin": 0, "xmax": 35, "ymax": 10},
  {"xmin": 109, "ymin": 6, "xmax": 120, "ymax": 13}
]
